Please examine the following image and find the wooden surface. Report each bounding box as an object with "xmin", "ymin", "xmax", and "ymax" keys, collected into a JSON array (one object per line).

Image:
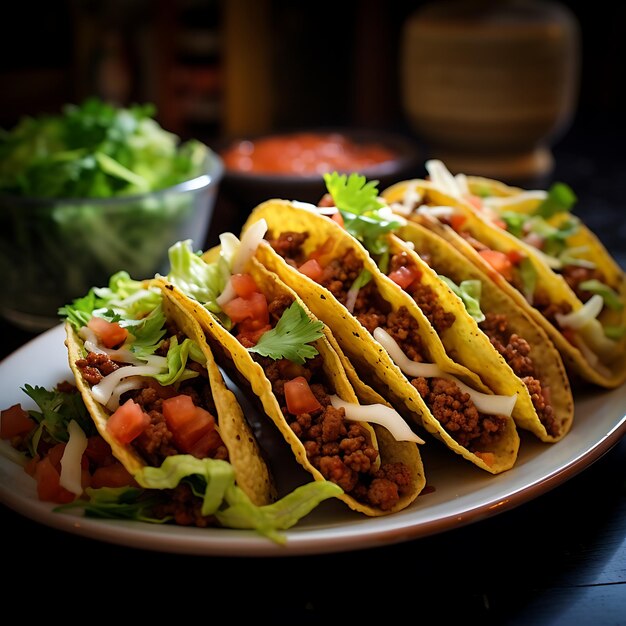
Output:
[{"xmin": 1, "ymin": 123, "xmax": 625, "ymax": 623}]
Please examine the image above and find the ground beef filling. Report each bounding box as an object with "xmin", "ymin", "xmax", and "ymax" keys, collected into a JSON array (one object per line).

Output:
[
  {"xmin": 236, "ymin": 291, "xmax": 412, "ymax": 512},
  {"xmin": 259, "ymin": 353, "xmax": 411, "ymax": 511},
  {"xmin": 479, "ymin": 313, "xmax": 559, "ymax": 437},
  {"xmin": 269, "ymin": 233, "xmax": 508, "ymax": 452},
  {"xmin": 75, "ymin": 321, "xmax": 228, "ymax": 527},
  {"xmin": 560, "ymin": 264, "xmax": 607, "ymax": 303},
  {"xmin": 389, "ymin": 252, "xmax": 456, "ymax": 334}
]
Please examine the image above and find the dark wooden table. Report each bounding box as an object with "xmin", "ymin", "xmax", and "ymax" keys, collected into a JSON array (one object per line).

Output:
[{"xmin": 2, "ymin": 124, "xmax": 625, "ymax": 623}]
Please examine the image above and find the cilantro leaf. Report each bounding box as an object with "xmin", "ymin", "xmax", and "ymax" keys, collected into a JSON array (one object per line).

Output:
[
  {"xmin": 323, "ymin": 171, "xmax": 405, "ymax": 256},
  {"xmin": 21, "ymin": 383, "xmax": 96, "ymax": 457},
  {"xmin": 247, "ymin": 301, "xmax": 324, "ymax": 364}
]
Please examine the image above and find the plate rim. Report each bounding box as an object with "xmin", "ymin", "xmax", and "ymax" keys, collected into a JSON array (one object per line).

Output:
[{"xmin": 1, "ymin": 323, "xmax": 625, "ymax": 557}]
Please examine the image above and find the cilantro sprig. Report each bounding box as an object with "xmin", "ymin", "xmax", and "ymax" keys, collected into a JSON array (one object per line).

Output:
[
  {"xmin": 247, "ymin": 301, "xmax": 324, "ymax": 364},
  {"xmin": 323, "ymin": 172, "xmax": 405, "ymax": 256}
]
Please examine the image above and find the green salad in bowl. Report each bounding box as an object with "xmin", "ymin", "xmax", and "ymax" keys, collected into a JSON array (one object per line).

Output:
[{"xmin": 0, "ymin": 97, "xmax": 224, "ymax": 331}]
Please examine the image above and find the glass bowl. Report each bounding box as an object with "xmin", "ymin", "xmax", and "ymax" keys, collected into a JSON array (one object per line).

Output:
[{"xmin": 0, "ymin": 150, "xmax": 224, "ymax": 331}]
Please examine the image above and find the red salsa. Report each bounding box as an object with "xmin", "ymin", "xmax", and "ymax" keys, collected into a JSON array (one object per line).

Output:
[{"xmin": 221, "ymin": 132, "xmax": 398, "ymax": 175}]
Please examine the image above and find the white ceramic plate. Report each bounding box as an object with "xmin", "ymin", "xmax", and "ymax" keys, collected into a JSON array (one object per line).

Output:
[{"xmin": 1, "ymin": 323, "xmax": 625, "ymax": 557}]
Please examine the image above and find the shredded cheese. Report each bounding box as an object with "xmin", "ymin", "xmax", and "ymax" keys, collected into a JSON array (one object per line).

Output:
[
  {"xmin": 59, "ymin": 420, "xmax": 88, "ymax": 495},
  {"xmin": 329, "ymin": 395, "xmax": 425, "ymax": 444},
  {"xmin": 373, "ymin": 327, "xmax": 517, "ymax": 417}
]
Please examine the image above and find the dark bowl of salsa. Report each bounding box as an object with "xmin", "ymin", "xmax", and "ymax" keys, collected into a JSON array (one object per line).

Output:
[{"xmin": 212, "ymin": 128, "xmax": 420, "ymax": 233}]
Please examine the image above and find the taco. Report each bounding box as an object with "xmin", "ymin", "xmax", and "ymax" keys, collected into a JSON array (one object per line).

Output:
[
  {"xmin": 159, "ymin": 235, "xmax": 426, "ymax": 515},
  {"xmin": 60, "ymin": 271, "xmax": 342, "ymax": 542},
  {"xmin": 382, "ymin": 170, "xmax": 626, "ymax": 389},
  {"xmin": 238, "ymin": 195, "xmax": 521, "ymax": 475},
  {"xmin": 394, "ymin": 219, "xmax": 574, "ymax": 442}
]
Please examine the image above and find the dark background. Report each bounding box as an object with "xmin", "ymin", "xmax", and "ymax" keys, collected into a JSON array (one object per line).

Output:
[{"xmin": 2, "ymin": 1, "xmax": 624, "ymax": 265}]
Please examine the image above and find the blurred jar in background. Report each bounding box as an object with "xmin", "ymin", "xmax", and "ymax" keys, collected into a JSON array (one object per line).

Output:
[{"xmin": 401, "ymin": 0, "xmax": 580, "ymax": 184}]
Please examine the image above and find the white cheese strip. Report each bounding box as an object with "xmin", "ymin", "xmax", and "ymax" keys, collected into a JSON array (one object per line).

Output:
[
  {"xmin": 373, "ymin": 327, "xmax": 517, "ymax": 417},
  {"xmin": 482, "ymin": 190, "xmax": 548, "ymax": 209},
  {"xmin": 59, "ymin": 420, "xmax": 88, "ymax": 495},
  {"xmin": 426, "ymin": 159, "xmax": 463, "ymax": 198},
  {"xmin": 555, "ymin": 294, "xmax": 604, "ymax": 330},
  {"xmin": 105, "ymin": 376, "xmax": 150, "ymax": 412},
  {"xmin": 91, "ymin": 364, "xmax": 163, "ymax": 405},
  {"xmin": 329, "ymin": 395, "xmax": 425, "ymax": 444},
  {"xmin": 233, "ymin": 217, "xmax": 268, "ymax": 274}
]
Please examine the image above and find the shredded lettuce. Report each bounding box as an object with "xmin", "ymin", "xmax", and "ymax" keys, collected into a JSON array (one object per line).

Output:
[
  {"xmin": 534, "ymin": 182, "xmax": 577, "ymax": 219},
  {"xmin": 61, "ymin": 462, "xmax": 343, "ymax": 544},
  {"xmin": 439, "ymin": 276, "xmax": 485, "ymax": 323},
  {"xmin": 166, "ymin": 239, "xmax": 228, "ymax": 316}
]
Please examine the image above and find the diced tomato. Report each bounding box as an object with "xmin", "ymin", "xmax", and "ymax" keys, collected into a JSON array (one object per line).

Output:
[
  {"xmin": 331, "ymin": 211, "xmax": 344, "ymax": 228},
  {"xmin": 34, "ymin": 456, "xmax": 76, "ymax": 504},
  {"xmin": 298, "ymin": 258, "xmax": 324, "ymax": 282},
  {"xmin": 88, "ymin": 316, "xmax": 128, "ymax": 348},
  {"xmin": 0, "ymin": 404, "xmax": 36, "ymax": 439},
  {"xmin": 162, "ymin": 395, "xmax": 224, "ymax": 458},
  {"xmin": 478, "ymin": 249, "xmax": 514, "ymax": 282},
  {"xmin": 107, "ymin": 398, "xmax": 150, "ymax": 444},
  {"xmin": 187, "ymin": 426, "xmax": 224, "ymax": 459},
  {"xmin": 46, "ymin": 442, "xmax": 67, "ymax": 469},
  {"xmin": 448, "ymin": 214, "xmax": 467, "ymax": 232},
  {"xmin": 83, "ymin": 435, "xmax": 114, "ymax": 467},
  {"xmin": 308, "ymin": 236, "xmax": 335, "ymax": 266},
  {"xmin": 230, "ymin": 273, "xmax": 259, "ymax": 298},
  {"xmin": 506, "ymin": 249, "xmax": 526, "ymax": 265},
  {"xmin": 90, "ymin": 461, "xmax": 135, "ymax": 489},
  {"xmin": 388, "ymin": 265, "xmax": 421, "ymax": 290},
  {"xmin": 222, "ymin": 292, "xmax": 269, "ymax": 326},
  {"xmin": 284, "ymin": 376, "xmax": 322, "ymax": 415},
  {"xmin": 236, "ymin": 322, "xmax": 272, "ymax": 346},
  {"xmin": 492, "ymin": 217, "xmax": 508, "ymax": 230}
]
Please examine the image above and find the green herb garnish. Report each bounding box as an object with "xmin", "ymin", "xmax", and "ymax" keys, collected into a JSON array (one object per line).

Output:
[
  {"xmin": 247, "ymin": 301, "xmax": 324, "ymax": 364},
  {"xmin": 534, "ymin": 182, "xmax": 577, "ymax": 219},
  {"xmin": 323, "ymin": 171, "xmax": 405, "ymax": 256}
]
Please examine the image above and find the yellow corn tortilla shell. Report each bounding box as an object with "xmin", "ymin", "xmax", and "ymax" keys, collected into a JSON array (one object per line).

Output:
[
  {"xmin": 395, "ymin": 220, "xmax": 574, "ymax": 442},
  {"xmin": 466, "ymin": 175, "xmax": 626, "ymax": 290},
  {"xmin": 243, "ymin": 199, "xmax": 520, "ymax": 475},
  {"xmin": 382, "ymin": 179, "xmax": 626, "ymax": 389},
  {"xmin": 64, "ymin": 284, "xmax": 275, "ymax": 507},
  {"xmin": 157, "ymin": 259, "xmax": 426, "ymax": 516}
]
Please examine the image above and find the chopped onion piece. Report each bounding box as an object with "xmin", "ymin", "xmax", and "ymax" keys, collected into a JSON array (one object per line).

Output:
[
  {"xmin": 291, "ymin": 200, "xmax": 321, "ymax": 212},
  {"xmin": 329, "ymin": 395, "xmax": 425, "ymax": 444},
  {"xmin": 80, "ymin": 325, "xmax": 142, "ymax": 364},
  {"xmin": 233, "ymin": 218, "xmax": 268, "ymax": 274},
  {"xmin": 59, "ymin": 419, "xmax": 88, "ymax": 495},
  {"xmin": 345, "ymin": 285, "xmax": 360, "ymax": 314},
  {"xmin": 373, "ymin": 327, "xmax": 517, "ymax": 417},
  {"xmin": 455, "ymin": 173, "xmax": 471, "ymax": 196},
  {"xmin": 373, "ymin": 327, "xmax": 446, "ymax": 378},
  {"xmin": 105, "ymin": 376, "xmax": 149, "ymax": 411},
  {"xmin": 426, "ymin": 159, "xmax": 463, "ymax": 198},
  {"xmin": 297, "ymin": 201, "xmax": 339, "ymax": 216},
  {"xmin": 483, "ymin": 190, "xmax": 547, "ymax": 209},
  {"xmin": 391, "ymin": 181, "xmax": 423, "ymax": 216},
  {"xmin": 91, "ymin": 364, "xmax": 162, "ymax": 405},
  {"xmin": 555, "ymin": 294, "xmax": 604, "ymax": 330},
  {"xmin": 216, "ymin": 275, "xmax": 237, "ymax": 308},
  {"xmin": 416, "ymin": 204, "xmax": 456, "ymax": 219}
]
